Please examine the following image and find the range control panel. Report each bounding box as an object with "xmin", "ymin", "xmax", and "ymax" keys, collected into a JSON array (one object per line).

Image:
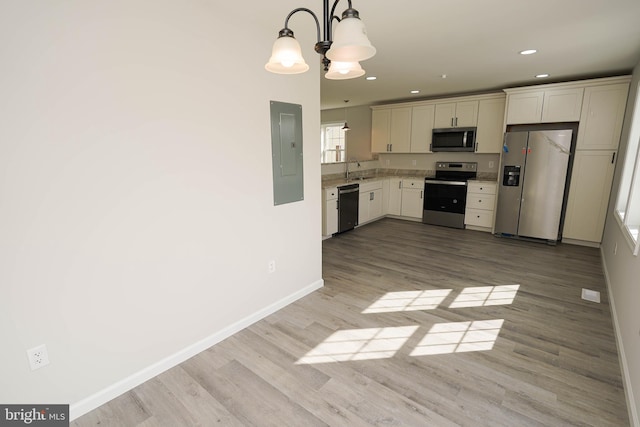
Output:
[{"xmin": 436, "ymin": 162, "xmax": 478, "ymax": 172}]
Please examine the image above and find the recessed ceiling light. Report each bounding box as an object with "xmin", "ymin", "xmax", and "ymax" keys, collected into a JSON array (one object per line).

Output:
[
  {"xmin": 366, "ymin": 76, "xmax": 377, "ymax": 81},
  {"xmin": 410, "ymin": 90, "xmax": 420, "ymax": 94},
  {"xmin": 535, "ymin": 73, "xmax": 550, "ymax": 78},
  {"xmin": 520, "ymin": 49, "xmax": 537, "ymax": 55}
]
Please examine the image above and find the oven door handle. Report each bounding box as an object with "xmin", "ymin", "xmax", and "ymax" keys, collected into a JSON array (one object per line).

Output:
[{"xmin": 424, "ymin": 179, "xmax": 468, "ymax": 186}]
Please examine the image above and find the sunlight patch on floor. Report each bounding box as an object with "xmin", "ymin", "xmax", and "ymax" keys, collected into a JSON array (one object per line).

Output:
[
  {"xmin": 410, "ymin": 319, "xmax": 504, "ymax": 356},
  {"xmin": 362, "ymin": 289, "xmax": 452, "ymax": 314},
  {"xmin": 296, "ymin": 326, "xmax": 419, "ymax": 364},
  {"xmin": 449, "ymin": 285, "xmax": 520, "ymax": 308}
]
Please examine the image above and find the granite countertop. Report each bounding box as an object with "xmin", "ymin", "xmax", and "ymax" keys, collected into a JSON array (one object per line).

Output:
[{"xmin": 322, "ymin": 168, "xmax": 498, "ymax": 189}]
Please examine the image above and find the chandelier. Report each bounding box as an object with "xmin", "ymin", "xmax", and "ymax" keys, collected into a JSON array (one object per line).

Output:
[{"xmin": 265, "ymin": 0, "xmax": 376, "ymax": 80}]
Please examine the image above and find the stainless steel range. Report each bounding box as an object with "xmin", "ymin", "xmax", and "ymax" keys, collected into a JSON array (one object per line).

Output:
[{"xmin": 422, "ymin": 162, "xmax": 477, "ymax": 229}]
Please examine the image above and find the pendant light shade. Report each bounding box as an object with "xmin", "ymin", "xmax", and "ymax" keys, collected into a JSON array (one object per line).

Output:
[
  {"xmin": 326, "ymin": 9, "xmax": 376, "ymax": 62},
  {"xmin": 265, "ymin": 31, "xmax": 309, "ymax": 74},
  {"xmin": 325, "ymin": 61, "xmax": 365, "ymax": 80},
  {"xmin": 342, "ymin": 100, "xmax": 351, "ymax": 131}
]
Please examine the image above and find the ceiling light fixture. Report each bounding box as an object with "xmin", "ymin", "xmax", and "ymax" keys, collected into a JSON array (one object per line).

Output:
[
  {"xmin": 265, "ymin": 0, "xmax": 376, "ymax": 80},
  {"xmin": 326, "ymin": 61, "xmax": 365, "ymax": 80},
  {"xmin": 535, "ymin": 73, "xmax": 550, "ymax": 78},
  {"xmin": 411, "ymin": 90, "xmax": 420, "ymax": 94},
  {"xmin": 520, "ymin": 49, "xmax": 537, "ymax": 55},
  {"xmin": 342, "ymin": 100, "xmax": 350, "ymax": 131},
  {"xmin": 366, "ymin": 76, "xmax": 377, "ymax": 81}
]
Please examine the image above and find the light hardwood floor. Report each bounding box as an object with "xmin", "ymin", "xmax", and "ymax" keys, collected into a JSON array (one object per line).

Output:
[{"xmin": 73, "ymin": 219, "xmax": 629, "ymax": 426}]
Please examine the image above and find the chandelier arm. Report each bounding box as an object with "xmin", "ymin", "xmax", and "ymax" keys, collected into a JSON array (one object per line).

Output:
[
  {"xmin": 284, "ymin": 8, "xmax": 322, "ymax": 44},
  {"xmin": 330, "ymin": 0, "xmax": 352, "ymax": 20}
]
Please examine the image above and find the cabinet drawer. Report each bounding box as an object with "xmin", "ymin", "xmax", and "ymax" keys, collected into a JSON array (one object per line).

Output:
[
  {"xmin": 402, "ymin": 178, "xmax": 424, "ymax": 189},
  {"xmin": 466, "ymin": 194, "xmax": 496, "ymax": 210},
  {"xmin": 324, "ymin": 187, "xmax": 338, "ymax": 200},
  {"xmin": 467, "ymin": 182, "xmax": 496, "ymax": 195},
  {"xmin": 465, "ymin": 208, "xmax": 494, "ymax": 228},
  {"xmin": 358, "ymin": 180, "xmax": 383, "ymax": 193}
]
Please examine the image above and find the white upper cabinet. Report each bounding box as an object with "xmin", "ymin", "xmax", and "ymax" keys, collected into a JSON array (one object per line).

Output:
[
  {"xmin": 454, "ymin": 101, "xmax": 480, "ymax": 127},
  {"xmin": 371, "ymin": 107, "xmax": 411, "ymax": 153},
  {"xmin": 410, "ymin": 104, "xmax": 435, "ymax": 153},
  {"xmin": 505, "ymin": 87, "xmax": 584, "ymax": 124},
  {"xmin": 541, "ymin": 88, "xmax": 584, "ymax": 122},
  {"xmin": 372, "ymin": 94, "xmax": 502, "ymax": 154},
  {"xmin": 576, "ymin": 83, "xmax": 630, "ymax": 150},
  {"xmin": 371, "ymin": 109, "xmax": 391, "ymax": 153},
  {"xmin": 434, "ymin": 100, "xmax": 478, "ymax": 128},
  {"xmin": 505, "ymin": 91, "xmax": 544, "ymax": 124},
  {"xmin": 390, "ymin": 107, "xmax": 412, "ymax": 152},
  {"xmin": 475, "ymin": 96, "xmax": 506, "ymax": 153}
]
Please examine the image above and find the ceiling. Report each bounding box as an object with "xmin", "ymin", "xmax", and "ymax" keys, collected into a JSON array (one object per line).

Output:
[{"xmin": 319, "ymin": 0, "xmax": 640, "ymax": 110}]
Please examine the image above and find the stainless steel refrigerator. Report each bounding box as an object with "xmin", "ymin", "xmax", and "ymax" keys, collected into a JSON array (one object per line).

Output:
[{"xmin": 494, "ymin": 129, "xmax": 573, "ymax": 242}]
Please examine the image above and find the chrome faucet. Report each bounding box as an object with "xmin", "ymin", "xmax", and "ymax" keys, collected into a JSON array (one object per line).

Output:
[{"xmin": 346, "ymin": 157, "xmax": 361, "ymax": 181}]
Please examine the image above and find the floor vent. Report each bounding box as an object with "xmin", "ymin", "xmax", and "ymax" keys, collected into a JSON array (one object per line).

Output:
[{"xmin": 581, "ymin": 288, "xmax": 601, "ymax": 303}]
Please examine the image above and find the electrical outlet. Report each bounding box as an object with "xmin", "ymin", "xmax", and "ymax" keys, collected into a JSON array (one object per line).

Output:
[
  {"xmin": 489, "ymin": 161, "xmax": 495, "ymax": 168},
  {"xmin": 27, "ymin": 344, "xmax": 50, "ymax": 371},
  {"xmin": 412, "ymin": 159, "xmax": 417, "ymax": 166},
  {"xmin": 268, "ymin": 260, "xmax": 276, "ymax": 273},
  {"xmin": 385, "ymin": 159, "xmax": 390, "ymax": 166}
]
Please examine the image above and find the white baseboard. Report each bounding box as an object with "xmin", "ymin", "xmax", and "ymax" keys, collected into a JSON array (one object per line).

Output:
[
  {"xmin": 69, "ymin": 279, "xmax": 324, "ymax": 421},
  {"xmin": 562, "ymin": 237, "xmax": 601, "ymax": 248},
  {"xmin": 600, "ymin": 251, "xmax": 639, "ymax": 427}
]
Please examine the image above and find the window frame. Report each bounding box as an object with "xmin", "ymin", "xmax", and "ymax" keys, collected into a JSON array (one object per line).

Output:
[
  {"xmin": 614, "ymin": 82, "xmax": 640, "ymax": 256},
  {"xmin": 321, "ymin": 123, "xmax": 347, "ymax": 164}
]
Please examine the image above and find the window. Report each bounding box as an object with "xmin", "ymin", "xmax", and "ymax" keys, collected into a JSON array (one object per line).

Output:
[
  {"xmin": 615, "ymin": 82, "xmax": 640, "ymax": 255},
  {"xmin": 321, "ymin": 123, "xmax": 346, "ymax": 163}
]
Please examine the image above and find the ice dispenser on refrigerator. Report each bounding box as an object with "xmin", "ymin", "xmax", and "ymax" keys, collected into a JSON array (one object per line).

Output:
[{"xmin": 503, "ymin": 166, "xmax": 521, "ymax": 187}]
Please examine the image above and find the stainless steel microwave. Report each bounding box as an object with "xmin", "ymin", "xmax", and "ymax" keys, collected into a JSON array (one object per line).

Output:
[{"xmin": 431, "ymin": 127, "xmax": 477, "ymax": 152}]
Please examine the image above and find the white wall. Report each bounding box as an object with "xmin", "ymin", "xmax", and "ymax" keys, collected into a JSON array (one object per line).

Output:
[
  {"xmin": 377, "ymin": 152, "xmax": 500, "ymax": 174},
  {"xmin": 601, "ymin": 60, "xmax": 640, "ymax": 425},
  {"xmin": 0, "ymin": 0, "xmax": 322, "ymax": 418}
]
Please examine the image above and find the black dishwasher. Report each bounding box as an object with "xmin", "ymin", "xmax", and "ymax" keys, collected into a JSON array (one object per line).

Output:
[{"xmin": 338, "ymin": 184, "xmax": 359, "ymax": 233}]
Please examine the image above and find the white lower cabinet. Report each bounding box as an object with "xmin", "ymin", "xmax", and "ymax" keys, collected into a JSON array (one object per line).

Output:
[
  {"xmin": 465, "ymin": 181, "xmax": 497, "ymax": 231},
  {"xmin": 401, "ymin": 178, "xmax": 424, "ymax": 219},
  {"xmin": 323, "ymin": 187, "xmax": 338, "ymax": 237},
  {"xmin": 386, "ymin": 177, "xmax": 402, "ymax": 215},
  {"xmin": 563, "ymin": 150, "xmax": 616, "ymax": 243},
  {"xmin": 358, "ymin": 180, "xmax": 384, "ymax": 225}
]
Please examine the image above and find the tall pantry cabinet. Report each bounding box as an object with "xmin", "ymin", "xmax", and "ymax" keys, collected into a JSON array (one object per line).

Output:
[{"xmin": 563, "ymin": 81, "xmax": 630, "ymax": 244}]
